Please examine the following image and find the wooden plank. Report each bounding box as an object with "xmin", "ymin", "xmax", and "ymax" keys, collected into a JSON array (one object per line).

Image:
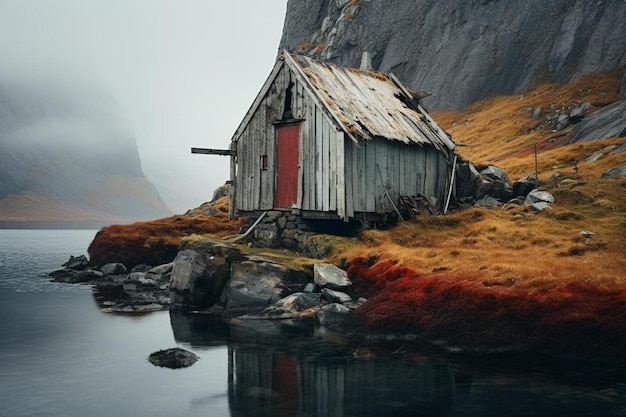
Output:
[
  {"xmin": 315, "ymin": 107, "xmax": 324, "ymax": 211},
  {"xmin": 374, "ymin": 140, "xmax": 387, "ymax": 212},
  {"xmin": 344, "ymin": 138, "xmax": 355, "ymax": 219},
  {"xmin": 335, "ymin": 130, "xmax": 346, "ymax": 221},
  {"xmin": 365, "ymin": 140, "xmax": 377, "ymax": 213},
  {"xmin": 322, "ymin": 119, "xmax": 330, "ymax": 212},
  {"xmin": 356, "ymin": 139, "xmax": 366, "ymax": 212},
  {"xmin": 191, "ymin": 147, "xmax": 236, "ymax": 156},
  {"xmin": 329, "ymin": 124, "xmax": 337, "ymax": 212}
]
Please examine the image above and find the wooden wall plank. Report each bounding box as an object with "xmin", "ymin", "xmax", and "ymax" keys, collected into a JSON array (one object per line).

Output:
[
  {"xmin": 365, "ymin": 140, "xmax": 377, "ymax": 213},
  {"xmin": 344, "ymin": 140, "xmax": 355, "ymax": 218},
  {"xmin": 322, "ymin": 119, "xmax": 330, "ymax": 212},
  {"xmin": 335, "ymin": 130, "xmax": 346, "ymax": 221},
  {"xmin": 315, "ymin": 107, "xmax": 324, "ymax": 211}
]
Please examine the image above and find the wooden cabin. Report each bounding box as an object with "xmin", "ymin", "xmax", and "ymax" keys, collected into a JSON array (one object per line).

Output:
[{"xmin": 229, "ymin": 51, "xmax": 456, "ymax": 222}]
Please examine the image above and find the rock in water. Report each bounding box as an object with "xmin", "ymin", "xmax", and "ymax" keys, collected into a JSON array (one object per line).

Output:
[{"xmin": 148, "ymin": 348, "xmax": 198, "ymax": 369}]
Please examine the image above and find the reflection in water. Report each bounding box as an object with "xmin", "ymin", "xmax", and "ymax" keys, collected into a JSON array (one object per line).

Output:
[{"xmin": 170, "ymin": 311, "xmax": 626, "ymax": 417}]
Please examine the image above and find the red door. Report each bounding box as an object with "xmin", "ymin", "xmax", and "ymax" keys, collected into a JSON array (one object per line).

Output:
[{"xmin": 275, "ymin": 124, "xmax": 300, "ymax": 208}]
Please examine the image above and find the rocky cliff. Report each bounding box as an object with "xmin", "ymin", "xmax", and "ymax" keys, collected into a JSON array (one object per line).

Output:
[
  {"xmin": 0, "ymin": 74, "xmax": 171, "ymax": 225},
  {"xmin": 279, "ymin": 0, "xmax": 626, "ymax": 110}
]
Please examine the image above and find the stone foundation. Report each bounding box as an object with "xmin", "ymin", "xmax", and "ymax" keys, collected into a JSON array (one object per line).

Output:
[{"xmin": 253, "ymin": 209, "xmax": 311, "ymax": 251}]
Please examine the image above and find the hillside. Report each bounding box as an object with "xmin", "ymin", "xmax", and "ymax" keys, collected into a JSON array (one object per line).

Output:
[
  {"xmin": 279, "ymin": 0, "xmax": 626, "ymax": 111},
  {"xmin": 0, "ymin": 74, "xmax": 171, "ymax": 226}
]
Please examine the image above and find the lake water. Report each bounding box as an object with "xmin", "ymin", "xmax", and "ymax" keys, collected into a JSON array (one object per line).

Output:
[{"xmin": 1, "ymin": 229, "xmax": 625, "ymax": 417}]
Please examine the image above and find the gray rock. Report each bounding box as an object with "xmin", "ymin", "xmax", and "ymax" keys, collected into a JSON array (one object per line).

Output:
[
  {"xmin": 303, "ymin": 282, "xmax": 318, "ymax": 293},
  {"xmin": 569, "ymin": 102, "xmax": 591, "ymax": 122},
  {"xmin": 315, "ymin": 303, "xmax": 350, "ymax": 328},
  {"xmin": 254, "ymin": 292, "xmax": 322, "ymax": 319},
  {"xmin": 169, "ymin": 249, "xmax": 231, "ymax": 310},
  {"xmin": 62, "ymin": 255, "xmax": 90, "ymax": 270},
  {"xmin": 254, "ymin": 223, "xmax": 281, "ymax": 248},
  {"xmin": 524, "ymin": 189, "xmax": 555, "ymax": 205},
  {"xmin": 555, "ymin": 114, "xmax": 570, "ymax": 131},
  {"xmin": 532, "ymin": 107, "xmax": 542, "ymax": 119},
  {"xmin": 512, "ymin": 174, "xmax": 539, "ymax": 197},
  {"xmin": 479, "ymin": 166, "xmax": 511, "ymax": 185},
  {"xmin": 100, "ymin": 263, "xmax": 127, "ymax": 275},
  {"xmin": 321, "ymin": 288, "xmax": 352, "ymax": 303},
  {"xmin": 314, "ymin": 263, "xmax": 351, "ymax": 289},
  {"xmin": 609, "ymin": 142, "xmax": 626, "ymax": 155},
  {"xmin": 570, "ymin": 101, "xmax": 626, "ymax": 143},
  {"xmin": 455, "ymin": 162, "xmax": 481, "ymax": 199},
  {"xmin": 302, "ymin": 235, "xmax": 333, "ymax": 259},
  {"xmin": 585, "ymin": 151, "xmax": 604, "ymax": 163},
  {"xmin": 579, "ymin": 230, "xmax": 596, "ymax": 239},
  {"xmin": 211, "ymin": 184, "xmax": 230, "ymax": 202},
  {"xmin": 178, "ymin": 240, "xmax": 244, "ymax": 262},
  {"xmin": 473, "ymin": 196, "xmax": 502, "ymax": 208},
  {"xmin": 222, "ymin": 260, "xmax": 308, "ymax": 312},
  {"xmin": 48, "ymin": 269, "xmax": 83, "ymax": 283},
  {"xmin": 530, "ymin": 202, "xmax": 550, "ymax": 212},
  {"xmin": 601, "ymin": 164, "xmax": 626, "ymax": 178},
  {"xmin": 148, "ymin": 348, "xmax": 198, "ymax": 369}
]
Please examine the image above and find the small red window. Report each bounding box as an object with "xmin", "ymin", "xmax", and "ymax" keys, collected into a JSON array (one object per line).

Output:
[{"xmin": 261, "ymin": 155, "xmax": 268, "ymax": 170}]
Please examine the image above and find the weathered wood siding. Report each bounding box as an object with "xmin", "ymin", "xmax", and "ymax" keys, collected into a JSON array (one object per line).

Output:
[
  {"xmin": 235, "ymin": 65, "xmax": 345, "ymax": 215},
  {"xmin": 344, "ymin": 138, "xmax": 450, "ymax": 215}
]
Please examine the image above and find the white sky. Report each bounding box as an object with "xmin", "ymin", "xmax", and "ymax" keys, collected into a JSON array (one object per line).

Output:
[{"xmin": 0, "ymin": 0, "xmax": 288, "ymax": 213}]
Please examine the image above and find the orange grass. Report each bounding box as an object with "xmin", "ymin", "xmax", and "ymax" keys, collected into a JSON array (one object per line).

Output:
[
  {"xmin": 88, "ymin": 197, "xmax": 239, "ymax": 268},
  {"xmin": 333, "ymin": 71, "xmax": 626, "ymax": 355}
]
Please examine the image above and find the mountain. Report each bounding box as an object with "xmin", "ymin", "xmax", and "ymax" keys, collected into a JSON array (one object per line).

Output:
[
  {"xmin": 0, "ymin": 74, "xmax": 171, "ymax": 227},
  {"xmin": 279, "ymin": 0, "xmax": 626, "ymax": 111}
]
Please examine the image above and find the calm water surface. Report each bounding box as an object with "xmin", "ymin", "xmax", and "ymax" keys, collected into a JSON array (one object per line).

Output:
[{"xmin": 0, "ymin": 229, "xmax": 625, "ymax": 417}]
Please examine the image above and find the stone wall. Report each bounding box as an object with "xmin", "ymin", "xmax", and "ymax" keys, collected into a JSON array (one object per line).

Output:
[{"xmin": 253, "ymin": 209, "xmax": 311, "ymax": 251}]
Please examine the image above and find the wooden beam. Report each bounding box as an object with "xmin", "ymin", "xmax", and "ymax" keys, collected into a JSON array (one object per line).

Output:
[{"xmin": 191, "ymin": 147, "xmax": 237, "ymax": 156}]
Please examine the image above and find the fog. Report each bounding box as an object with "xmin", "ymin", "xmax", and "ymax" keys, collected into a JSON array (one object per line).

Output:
[{"xmin": 0, "ymin": 0, "xmax": 288, "ymax": 213}]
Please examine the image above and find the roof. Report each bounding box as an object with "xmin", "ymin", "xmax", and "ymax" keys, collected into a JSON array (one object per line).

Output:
[
  {"xmin": 287, "ymin": 54, "xmax": 455, "ymax": 152},
  {"xmin": 232, "ymin": 51, "xmax": 455, "ymax": 153}
]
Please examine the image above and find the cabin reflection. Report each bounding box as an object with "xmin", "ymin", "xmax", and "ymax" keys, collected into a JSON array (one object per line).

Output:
[{"xmin": 170, "ymin": 311, "xmax": 455, "ymax": 416}]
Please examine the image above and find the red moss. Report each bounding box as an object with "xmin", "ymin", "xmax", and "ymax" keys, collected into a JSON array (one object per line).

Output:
[
  {"xmin": 351, "ymin": 259, "xmax": 626, "ymax": 356},
  {"xmin": 88, "ymin": 213, "xmax": 238, "ymax": 268}
]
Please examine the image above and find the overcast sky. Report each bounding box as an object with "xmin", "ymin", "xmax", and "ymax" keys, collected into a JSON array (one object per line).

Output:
[{"xmin": 0, "ymin": 0, "xmax": 288, "ymax": 213}]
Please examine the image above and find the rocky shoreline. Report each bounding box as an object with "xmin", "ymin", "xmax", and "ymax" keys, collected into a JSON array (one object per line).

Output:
[{"xmin": 49, "ymin": 240, "xmax": 363, "ymax": 331}]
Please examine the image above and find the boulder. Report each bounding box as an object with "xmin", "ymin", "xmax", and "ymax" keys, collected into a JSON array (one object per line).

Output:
[
  {"xmin": 169, "ymin": 249, "xmax": 231, "ymax": 310},
  {"xmin": 321, "ymin": 288, "xmax": 352, "ymax": 303},
  {"xmin": 529, "ymin": 202, "xmax": 550, "ymax": 212},
  {"xmin": 524, "ymin": 189, "xmax": 555, "ymax": 205},
  {"xmin": 512, "ymin": 174, "xmax": 539, "ymax": 197},
  {"xmin": 479, "ymin": 166, "xmax": 511, "ymax": 185},
  {"xmin": 62, "ymin": 254, "xmax": 90, "ymax": 271},
  {"xmin": 473, "ymin": 196, "xmax": 502, "ymax": 208},
  {"xmin": 252, "ymin": 292, "xmax": 322, "ymax": 319},
  {"xmin": 48, "ymin": 269, "xmax": 83, "ymax": 283},
  {"xmin": 570, "ymin": 101, "xmax": 626, "ymax": 143},
  {"xmin": 178, "ymin": 240, "xmax": 244, "ymax": 262},
  {"xmin": 601, "ymin": 164, "xmax": 626, "ymax": 178},
  {"xmin": 314, "ymin": 263, "xmax": 351, "ymax": 289},
  {"xmin": 148, "ymin": 348, "xmax": 198, "ymax": 369},
  {"xmin": 254, "ymin": 223, "xmax": 280, "ymax": 248},
  {"xmin": 315, "ymin": 303, "xmax": 351, "ymax": 328},
  {"xmin": 100, "ymin": 263, "xmax": 127, "ymax": 275},
  {"xmin": 455, "ymin": 162, "xmax": 480, "ymax": 199},
  {"xmin": 221, "ymin": 260, "xmax": 309, "ymax": 313}
]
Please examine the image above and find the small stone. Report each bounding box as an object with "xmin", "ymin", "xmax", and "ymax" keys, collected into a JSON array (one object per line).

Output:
[
  {"xmin": 148, "ymin": 348, "xmax": 198, "ymax": 369},
  {"xmin": 321, "ymin": 288, "xmax": 352, "ymax": 303},
  {"xmin": 314, "ymin": 264, "xmax": 352, "ymax": 289},
  {"xmin": 100, "ymin": 263, "xmax": 127, "ymax": 275},
  {"xmin": 579, "ymin": 230, "xmax": 595, "ymax": 239}
]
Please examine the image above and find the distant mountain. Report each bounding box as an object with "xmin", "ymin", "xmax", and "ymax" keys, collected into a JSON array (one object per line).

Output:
[
  {"xmin": 0, "ymin": 74, "xmax": 171, "ymax": 227},
  {"xmin": 279, "ymin": 0, "xmax": 626, "ymax": 111}
]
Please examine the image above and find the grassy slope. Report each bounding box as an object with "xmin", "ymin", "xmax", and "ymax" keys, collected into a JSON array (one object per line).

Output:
[{"xmin": 335, "ymin": 69, "xmax": 626, "ymax": 355}]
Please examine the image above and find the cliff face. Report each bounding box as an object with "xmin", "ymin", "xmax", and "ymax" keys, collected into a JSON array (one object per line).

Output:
[
  {"xmin": 0, "ymin": 75, "xmax": 171, "ymax": 224},
  {"xmin": 279, "ymin": 0, "xmax": 626, "ymax": 110}
]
